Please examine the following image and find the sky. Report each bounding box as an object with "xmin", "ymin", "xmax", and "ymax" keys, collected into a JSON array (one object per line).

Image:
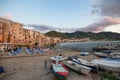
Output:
[{"xmin": 0, "ymin": 0, "xmax": 120, "ymax": 33}]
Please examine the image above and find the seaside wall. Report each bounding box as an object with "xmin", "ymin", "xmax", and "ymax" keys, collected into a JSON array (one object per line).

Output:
[{"xmin": 0, "ymin": 17, "xmax": 61, "ymax": 47}]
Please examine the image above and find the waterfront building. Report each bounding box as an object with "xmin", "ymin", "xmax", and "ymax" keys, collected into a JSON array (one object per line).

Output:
[{"xmin": 0, "ymin": 17, "xmax": 61, "ymax": 47}]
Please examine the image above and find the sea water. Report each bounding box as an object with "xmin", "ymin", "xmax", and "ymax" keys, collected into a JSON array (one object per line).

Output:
[{"xmin": 56, "ymin": 41, "xmax": 120, "ymax": 51}]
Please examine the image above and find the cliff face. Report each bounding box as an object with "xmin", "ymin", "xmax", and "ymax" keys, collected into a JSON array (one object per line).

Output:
[{"xmin": 0, "ymin": 17, "xmax": 61, "ymax": 47}]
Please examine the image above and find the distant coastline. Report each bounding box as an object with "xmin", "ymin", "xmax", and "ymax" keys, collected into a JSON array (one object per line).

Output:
[
  {"xmin": 45, "ymin": 31, "xmax": 120, "ymax": 41},
  {"xmin": 56, "ymin": 41, "xmax": 120, "ymax": 51}
]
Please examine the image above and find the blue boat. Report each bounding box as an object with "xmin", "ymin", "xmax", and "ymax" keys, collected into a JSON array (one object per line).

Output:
[
  {"xmin": 10, "ymin": 48, "xmax": 22, "ymax": 55},
  {"xmin": 35, "ymin": 47, "xmax": 44, "ymax": 54},
  {"xmin": 25, "ymin": 47, "xmax": 36, "ymax": 54}
]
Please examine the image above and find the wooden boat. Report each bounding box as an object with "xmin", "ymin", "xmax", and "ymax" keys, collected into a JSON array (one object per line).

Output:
[
  {"xmin": 50, "ymin": 62, "xmax": 69, "ymax": 79},
  {"xmin": 68, "ymin": 56, "xmax": 97, "ymax": 72},
  {"xmin": 25, "ymin": 47, "xmax": 36, "ymax": 55},
  {"xmin": 91, "ymin": 59, "xmax": 120, "ymax": 72},
  {"xmin": 50, "ymin": 56, "xmax": 64, "ymax": 62},
  {"xmin": 9, "ymin": 48, "xmax": 22, "ymax": 55},
  {"xmin": 80, "ymin": 51, "xmax": 89, "ymax": 56},
  {"xmin": 94, "ymin": 52, "xmax": 108, "ymax": 58},
  {"xmin": 63, "ymin": 60, "xmax": 91, "ymax": 74}
]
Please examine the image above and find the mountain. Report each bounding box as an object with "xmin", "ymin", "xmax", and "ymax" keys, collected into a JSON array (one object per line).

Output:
[{"xmin": 45, "ymin": 31, "xmax": 120, "ymax": 40}]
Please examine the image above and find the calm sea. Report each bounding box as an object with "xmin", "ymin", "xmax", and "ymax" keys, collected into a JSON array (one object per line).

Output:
[{"xmin": 56, "ymin": 41, "xmax": 120, "ymax": 51}]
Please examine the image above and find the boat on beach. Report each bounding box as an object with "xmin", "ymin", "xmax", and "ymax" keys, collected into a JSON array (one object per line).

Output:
[
  {"xmin": 50, "ymin": 56, "xmax": 64, "ymax": 62},
  {"xmin": 101, "ymin": 50, "xmax": 111, "ymax": 53},
  {"xmin": 34, "ymin": 48, "xmax": 44, "ymax": 54},
  {"xmin": 50, "ymin": 62, "xmax": 69, "ymax": 79},
  {"xmin": 91, "ymin": 59, "xmax": 120, "ymax": 72},
  {"xmin": 25, "ymin": 47, "xmax": 36, "ymax": 55},
  {"xmin": 80, "ymin": 51, "xmax": 89, "ymax": 56},
  {"xmin": 68, "ymin": 56, "xmax": 97, "ymax": 72},
  {"xmin": 63, "ymin": 60, "xmax": 91, "ymax": 74},
  {"xmin": 112, "ymin": 55, "xmax": 120, "ymax": 59},
  {"xmin": 110, "ymin": 52, "xmax": 120, "ymax": 59},
  {"xmin": 9, "ymin": 48, "xmax": 22, "ymax": 55},
  {"xmin": 94, "ymin": 52, "xmax": 109, "ymax": 58}
]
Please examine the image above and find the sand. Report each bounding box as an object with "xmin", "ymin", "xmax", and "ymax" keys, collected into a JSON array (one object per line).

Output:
[{"xmin": 0, "ymin": 49, "xmax": 99, "ymax": 80}]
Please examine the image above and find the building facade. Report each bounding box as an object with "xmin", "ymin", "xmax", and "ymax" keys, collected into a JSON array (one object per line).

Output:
[{"xmin": 0, "ymin": 17, "xmax": 61, "ymax": 47}]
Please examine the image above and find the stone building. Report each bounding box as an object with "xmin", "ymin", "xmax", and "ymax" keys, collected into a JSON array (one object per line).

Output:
[{"xmin": 0, "ymin": 17, "xmax": 61, "ymax": 47}]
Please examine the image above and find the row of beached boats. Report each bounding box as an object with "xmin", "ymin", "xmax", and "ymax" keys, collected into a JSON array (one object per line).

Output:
[
  {"xmin": 94, "ymin": 51, "xmax": 120, "ymax": 59},
  {"xmin": 9, "ymin": 47, "xmax": 45, "ymax": 55},
  {"xmin": 80, "ymin": 50, "xmax": 120, "ymax": 59},
  {"xmin": 50, "ymin": 55, "xmax": 120, "ymax": 79}
]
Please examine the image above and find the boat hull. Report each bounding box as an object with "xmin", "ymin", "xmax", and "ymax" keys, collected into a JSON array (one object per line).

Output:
[
  {"xmin": 91, "ymin": 59, "xmax": 120, "ymax": 72},
  {"xmin": 94, "ymin": 52, "xmax": 108, "ymax": 58},
  {"xmin": 63, "ymin": 61, "xmax": 91, "ymax": 75},
  {"xmin": 51, "ymin": 63, "xmax": 69, "ymax": 79},
  {"xmin": 50, "ymin": 66, "xmax": 67, "ymax": 79},
  {"xmin": 68, "ymin": 57, "xmax": 97, "ymax": 72},
  {"xmin": 25, "ymin": 48, "xmax": 36, "ymax": 55}
]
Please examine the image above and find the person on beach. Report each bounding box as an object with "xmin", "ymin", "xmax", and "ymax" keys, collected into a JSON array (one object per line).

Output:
[{"xmin": 44, "ymin": 59, "xmax": 47, "ymax": 69}]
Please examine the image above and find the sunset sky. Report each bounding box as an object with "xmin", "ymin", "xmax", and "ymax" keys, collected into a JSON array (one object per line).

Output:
[{"xmin": 0, "ymin": 0, "xmax": 120, "ymax": 33}]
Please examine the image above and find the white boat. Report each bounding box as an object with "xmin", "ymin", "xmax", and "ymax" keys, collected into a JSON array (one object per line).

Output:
[
  {"xmin": 68, "ymin": 56, "xmax": 97, "ymax": 72},
  {"xmin": 63, "ymin": 60, "xmax": 91, "ymax": 75},
  {"xmin": 101, "ymin": 58, "xmax": 120, "ymax": 62},
  {"xmin": 80, "ymin": 51, "xmax": 89, "ymax": 56},
  {"xmin": 112, "ymin": 55, "xmax": 120, "ymax": 59},
  {"xmin": 110, "ymin": 52, "xmax": 120, "ymax": 59},
  {"xmin": 94, "ymin": 52, "xmax": 108, "ymax": 58},
  {"xmin": 50, "ymin": 56, "xmax": 64, "ymax": 62},
  {"xmin": 91, "ymin": 59, "xmax": 120, "ymax": 72}
]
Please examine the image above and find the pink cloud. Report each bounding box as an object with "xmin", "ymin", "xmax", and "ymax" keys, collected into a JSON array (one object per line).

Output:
[
  {"xmin": 3, "ymin": 14, "xmax": 12, "ymax": 19},
  {"xmin": 78, "ymin": 17, "xmax": 120, "ymax": 33},
  {"xmin": 106, "ymin": 16, "xmax": 120, "ymax": 24}
]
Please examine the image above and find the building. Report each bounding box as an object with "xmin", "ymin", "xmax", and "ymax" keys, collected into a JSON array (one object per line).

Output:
[{"xmin": 0, "ymin": 17, "xmax": 61, "ymax": 47}]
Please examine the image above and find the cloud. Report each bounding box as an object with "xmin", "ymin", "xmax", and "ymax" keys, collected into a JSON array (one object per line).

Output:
[
  {"xmin": 3, "ymin": 14, "xmax": 12, "ymax": 19},
  {"xmin": 24, "ymin": 16, "xmax": 120, "ymax": 33},
  {"xmin": 92, "ymin": 0, "xmax": 120, "ymax": 17},
  {"xmin": 87, "ymin": 0, "xmax": 120, "ymax": 33},
  {"xmin": 24, "ymin": 24, "xmax": 76, "ymax": 33},
  {"xmin": 77, "ymin": 17, "xmax": 120, "ymax": 33},
  {"xmin": 104, "ymin": 24, "xmax": 120, "ymax": 33}
]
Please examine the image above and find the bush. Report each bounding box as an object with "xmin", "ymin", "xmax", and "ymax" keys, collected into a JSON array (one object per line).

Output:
[{"xmin": 100, "ymin": 71, "xmax": 118, "ymax": 80}]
